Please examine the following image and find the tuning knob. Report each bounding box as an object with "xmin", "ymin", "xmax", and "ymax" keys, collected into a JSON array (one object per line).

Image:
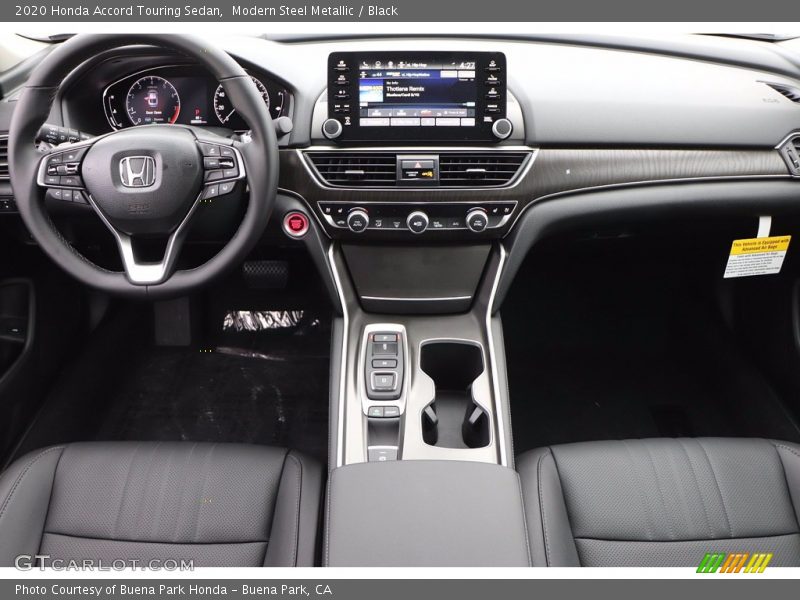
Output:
[
  {"xmin": 466, "ymin": 208, "xmax": 489, "ymax": 233},
  {"xmin": 346, "ymin": 208, "xmax": 369, "ymax": 233},
  {"xmin": 406, "ymin": 211, "xmax": 429, "ymax": 234},
  {"xmin": 491, "ymin": 118, "xmax": 513, "ymax": 140},
  {"xmin": 322, "ymin": 118, "xmax": 343, "ymax": 140}
]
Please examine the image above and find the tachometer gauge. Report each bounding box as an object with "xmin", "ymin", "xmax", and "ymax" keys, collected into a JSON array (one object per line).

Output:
[
  {"xmin": 214, "ymin": 76, "xmax": 270, "ymax": 126},
  {"xmin": 126, "ymin": 76, "xmax": 181, "ymax": 126}
]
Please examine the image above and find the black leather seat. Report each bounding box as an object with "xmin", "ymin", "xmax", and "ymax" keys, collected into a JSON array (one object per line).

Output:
[
  {"xmin": 0, "ymin": 442, "xmax": 323, "ymax": 567},
  {"xmin": 518, "ymin": 437, "xmax": 800, "ymax": 567}
]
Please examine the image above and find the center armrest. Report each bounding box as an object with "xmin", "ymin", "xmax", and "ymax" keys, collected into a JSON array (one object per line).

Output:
[{"xmin": 324, "ymin": 460, "xmax": 531, "ymax": 567}]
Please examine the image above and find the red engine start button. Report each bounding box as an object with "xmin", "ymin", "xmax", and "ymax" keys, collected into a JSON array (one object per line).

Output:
[{"xmin": 283, "ymin": 211, "xmax": 309, "ymax": 238}]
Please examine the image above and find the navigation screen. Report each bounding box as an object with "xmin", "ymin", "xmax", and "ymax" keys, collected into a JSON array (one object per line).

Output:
[
  {"xmin": 328, "ymin": 51, "xmax": 506, "ymax": 142},
  {"xmin": 357, "ymin": 58, "xmax": 477, "ymax": 128}
]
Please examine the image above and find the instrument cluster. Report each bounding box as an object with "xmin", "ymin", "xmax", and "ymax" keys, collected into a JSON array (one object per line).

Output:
[{"xmin": 102, "ymin": 65, "xmax": 290, "ymax": 132}]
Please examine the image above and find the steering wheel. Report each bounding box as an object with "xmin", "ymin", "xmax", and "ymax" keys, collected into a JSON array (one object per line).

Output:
[{"xmin": 8, "ymin": 34, "xmax": 279, "ymax": 298}]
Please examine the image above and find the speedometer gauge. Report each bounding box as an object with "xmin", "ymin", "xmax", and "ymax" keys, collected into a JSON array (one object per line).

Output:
[
  {"xmin": 214, "ymin": 77, "xmax": 270, "ymax": 126},
  {"xmin": 126, "ymin": 76, "xmax": 181, "ymax": 126}
]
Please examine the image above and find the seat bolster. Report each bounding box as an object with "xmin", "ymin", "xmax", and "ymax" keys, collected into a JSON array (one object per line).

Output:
[
  {"xmin": 517, "ymin": 447, "xmax": 580, "ymax": 567},
  {"xmin": 773, "ymin": 440, "xmax": 800, "ymax": 529},
  {"xmin": 264, "ymin": 450, "xmax": 323, "ymax": 567},
  {"xmin": 0, "ymin": 446, "xmax": 66, "ymax": 567}
]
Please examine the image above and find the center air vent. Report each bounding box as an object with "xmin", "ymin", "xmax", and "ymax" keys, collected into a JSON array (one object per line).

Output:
[
  {"xmin": 307, "ymin": 152, "xmax": 397, "ymax": 187},
  {"xmin": 306, "ymin": 150, "xmax": 530, "ymax": 188},
  {"xmin": 438, "ymin": 152, "xmax": 529, "ymax": 187},
  {"xmin": 0, "ymin": 136, "xmax": 8, "ymax": 181}
]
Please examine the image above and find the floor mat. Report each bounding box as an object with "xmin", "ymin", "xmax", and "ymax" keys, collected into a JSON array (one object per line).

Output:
[
  {"xmin": 93, "ymin": 312, "xmax": 330, "ymax": 463},
  {"xmin": 503, "ymin": 238, "xmax": 800, "ymax": 455},
  {"xmin": 10, "ymin": 302, "xmax": 331, "ymax": 467}
]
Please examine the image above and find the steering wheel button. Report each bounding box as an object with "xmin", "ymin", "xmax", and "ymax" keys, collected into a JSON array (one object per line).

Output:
[
  {"xmin": 62, "ymin": 148, "xmax": 87, "ymax": 163},
  {"xmin": 204, "ymin": 170, "xmax": 224, "ymax": 182},
  {"xmin": 46, "ymin": 189, "xmax": 64, "ymax": 201},
  {"xmin": 219, "ymin": 181, "xmax": 235, "ymax": 195},
  {"xmin": 203, "ymin": 157, "xmax": 221, "ymax": 170},
  {"xmin": 47, "ymin": 154, "xmax": 62, "ymax": 165},
  {"xmin": 72, "ymin": 190, "xmax": 87, "ymax": 204},
  {"xmin": 199, "ymin": 143, "xmax": 220, "ymax": 157},
  {"xmin": 222, "ymin": 168, "xmax": 239, "ymax": 179},
  {"xmin": 60, "ymin": 176, "xmax": 81, "ymax": 187},
  {"xmin": 44, "ymin": 175, "xmax": 60, "ymax": 186},
  {"xmin": 219, "ymin": 146, "xmax": 235, "ymax": 158},
  {"xmin": 203, "ymin": 185, "xmax": 220, "ymax": 199}
]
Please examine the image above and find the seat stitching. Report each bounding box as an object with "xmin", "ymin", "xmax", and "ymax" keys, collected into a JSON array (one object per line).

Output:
[
  {"xmin": 571, "ymin": 531, "xmax": 800, "ymax": 543},
  {"xmin": 770, "ymin": 442, "xmax": 800, "ymax": 532},
  {"xmin": 677, "ymin": 439, "xmax": 715, "ymax": 540},
  {"xmin": 536, "ymin": 449, "xmax": 552, "ymax": 566},
  {"xmin": 774, "ymin": 443, "xmax": 800, "ymax": 460},
  {"xmin": 42, "ymin": 531, "xmax": 269, "ymax": 545},
  {"xmin": 285, "ymin": 452, "xmax": 303, "ymax": 567},
  {"xmin": 0, "ymin": 446, "xmax": 65, "ymax": 523},
  {"xmin": 641, "ymin": 442, "xmax": 677, "ymax": 540},
  {"xmin": 621, "ymin": 441, "xmax": 657, "ymax": 541},
  {"xmin": 695, "ymin": 439, "xmax": 733, "ymax": 538},
  {"xmin": 113, "ymin": 443, "xmax": 143, "ymax": 540}
]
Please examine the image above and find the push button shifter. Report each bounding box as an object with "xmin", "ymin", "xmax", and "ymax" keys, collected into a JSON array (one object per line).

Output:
[{"xmin": 366, "ymin": 331, "xmax": 404, "ymax": 401}]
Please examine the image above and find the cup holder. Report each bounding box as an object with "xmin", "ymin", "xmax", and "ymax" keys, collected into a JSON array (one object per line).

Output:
[{"xmin": 420, "ymin": 342, "xmax": 490, "ymax": 449}]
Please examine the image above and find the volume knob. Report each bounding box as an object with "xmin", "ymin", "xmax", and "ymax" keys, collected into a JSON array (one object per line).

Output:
[
  {"xmin": 322, "ymin": 118, "xmax": 343, "ymax": 140},
  {"xmin": 491, "ymin": 118, "xmax": 513, "ymax": 140}
]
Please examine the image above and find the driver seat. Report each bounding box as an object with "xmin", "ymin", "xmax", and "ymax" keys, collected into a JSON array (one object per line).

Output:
[{"xmin": 0, "ymin": 442, "xmax": 323, "ymax": 567}]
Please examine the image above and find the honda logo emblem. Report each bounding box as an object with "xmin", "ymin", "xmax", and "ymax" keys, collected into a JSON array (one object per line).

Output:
[{"xmin": 119, "ymin": 156, "xmax": 156, "ymax": 188}]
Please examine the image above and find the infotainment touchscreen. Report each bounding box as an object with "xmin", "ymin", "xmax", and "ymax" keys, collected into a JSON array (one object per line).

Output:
[{"xmin": 327, "ymin": 52, "xmax": 506, "ymax": 142}]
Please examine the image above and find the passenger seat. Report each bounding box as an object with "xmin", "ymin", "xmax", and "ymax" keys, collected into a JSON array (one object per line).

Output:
[
  {"xmin": 518, "ymin": 438, "xmax": 800, "ymax": 566},
  {"xmin": 0, "ymin": 442, "xmax": 323, "ymax": 567}
]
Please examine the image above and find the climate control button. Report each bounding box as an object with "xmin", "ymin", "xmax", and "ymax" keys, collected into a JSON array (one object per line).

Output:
[
  {"xmin": 466, "ymin": 208, "xmax": 489, "ymax": 233},
  {"xmin": 406, "ymin": 211, "xmax": 429, "ymax": 234},
  {"xmin": 347, "ymin": 208, "xmax": 370, "ymax": 233}
]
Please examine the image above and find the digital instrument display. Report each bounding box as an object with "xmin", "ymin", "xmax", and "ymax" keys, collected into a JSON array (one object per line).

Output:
[
  {"xmin": 104, "ymin": 66, "xmax": 289, "ymax": 132},
  {"xmin": 328, "ymin": 52, "xmax": 505, "ymax": 142}
]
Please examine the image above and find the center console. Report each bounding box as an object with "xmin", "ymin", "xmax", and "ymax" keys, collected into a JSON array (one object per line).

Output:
[{"xmin": 289, "ymin": 50, "xmax": 527, "ymax": 565}]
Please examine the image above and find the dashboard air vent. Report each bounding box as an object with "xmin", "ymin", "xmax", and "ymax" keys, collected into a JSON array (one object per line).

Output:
[
  {"xmin": 307, "ymin": 152, "xmax": 397, "ymax": 187},
  {"xmin": 777, "ymin": 134, "xmax": 800, "ymax": 175},
  {"xmin": 438, "ymin": 152, "xmax": 529, "ymax": 187},
  {"xmin": 765, "ymin": 82, "xmax": 800, "ymax": 103},
  {"xmin": 0, "ymin": 136, "xmax": 8, "ymax": 181}
]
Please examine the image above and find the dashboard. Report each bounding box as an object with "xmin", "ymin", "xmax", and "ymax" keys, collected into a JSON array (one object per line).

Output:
[{"xmin": 5, "ymin": 33, "xmax": 800, "ymax": 251}]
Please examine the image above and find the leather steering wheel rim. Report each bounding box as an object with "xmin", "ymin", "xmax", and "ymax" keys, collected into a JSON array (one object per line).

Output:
[{"xmin": 8, "ymin": 34, "xmax": 279, "ymax": 299}]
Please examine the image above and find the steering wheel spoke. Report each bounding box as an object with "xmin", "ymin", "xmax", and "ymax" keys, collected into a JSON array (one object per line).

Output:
[
  {"xmin": 195, "ymin": 135, "xmax": 248, "ymax": 201},
  {"xmin": 36, "ymin": 139, "xmax": 95, "ymax": 205},
  {"xmin": 90, "ymin": 189, "xmax": 203, "ymax": 285}
]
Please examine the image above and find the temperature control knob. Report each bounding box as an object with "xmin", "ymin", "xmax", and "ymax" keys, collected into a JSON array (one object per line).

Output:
[
  {"xmin": 406, "ymin": 211, "xmax": 429, "ymax": 234},
  {"xmin": 466, "ymin": 208, "xmax": 489, "ymax": 233},
  {"xmin": 347, "ymin": 209, "xmax": 370, "ymax": 233},
  {"xmin": 322, "ymin": 118, "xmax": 343, "ymax": 140}
]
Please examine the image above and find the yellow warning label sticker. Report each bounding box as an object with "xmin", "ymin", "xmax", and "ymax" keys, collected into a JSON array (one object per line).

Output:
[{"xmin": 724, "ymin": 235, "xmax": 791, "ymax": 278}]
